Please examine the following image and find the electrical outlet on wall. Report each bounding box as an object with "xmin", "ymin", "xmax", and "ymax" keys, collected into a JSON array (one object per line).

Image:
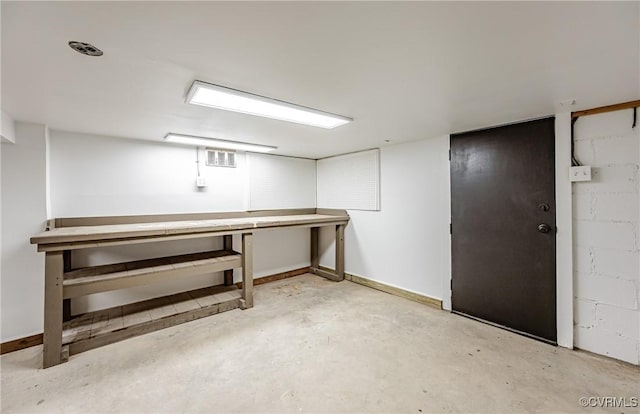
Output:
[
  {"xmin": 196, "ymin": 176, "xmax": 207, "ymax": 188},
  {"xmin": 570, "ymin": 166, "xmax": 592, "ymax": 182}
]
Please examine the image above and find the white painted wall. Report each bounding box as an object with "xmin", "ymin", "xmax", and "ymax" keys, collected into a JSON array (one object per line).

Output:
[
  {"xmin": 0, "ymin": 136, "xmax": 3, "ymax": 339},
  {"xmin": 572, "ymin": 109, "xmax": 639, "ymax": 365},
  {"xmin": 0, "ymin": 139, "xmax": 2, "ymax": 318},
  {"xmin": 319, "ymin": 136, "xmax": 451, "ymax": 302},
  {"xmin": 1, "ymin": 111, "xmax": 16, "ymax": 143},
  {"xmin": 1, "ymin": 123, "xmax": 48, "ymax": 341},
  {"xmin": 50, "ymin": 131, "xmax": 248, "ymax": 216},
  {"xmin": 248, "ymin": 153, "xmax": 316, "ymax": 210}
]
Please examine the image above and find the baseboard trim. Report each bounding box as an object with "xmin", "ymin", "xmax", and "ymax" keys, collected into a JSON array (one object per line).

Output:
[
  {"xmin": 1, "ymin": 267, "xmax": 311, "ymax": 356},
  {"xmin": 574, "ymin": 347, "xmax": 640, "ymax": 367},
  {"xmin": 319, "ymin": 265, "xmax": 442, "ymax": 309},
  {"xmin": 1, "ymin": 333, "xmax": 44, "ymax": 355}
]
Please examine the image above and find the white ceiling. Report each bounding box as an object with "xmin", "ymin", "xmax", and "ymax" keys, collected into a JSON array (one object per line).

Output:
[{"xmin": 2, "ymin": 1, "xmax": 639, "ymax": 159}]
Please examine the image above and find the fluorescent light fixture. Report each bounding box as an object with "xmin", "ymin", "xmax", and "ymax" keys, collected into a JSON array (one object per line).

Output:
[
  {"xmin": 164, "ymin": 133, "xmax": 277, "ymax": 153},
  {"xmin": 186, "ymin": 80, "xmax": 352, "ymax": 129}
]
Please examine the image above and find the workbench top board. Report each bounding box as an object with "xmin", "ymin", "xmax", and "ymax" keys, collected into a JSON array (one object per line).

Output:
[{"xmin": 31, "ymin": 214, "xmax": 349, "ymax": 245}]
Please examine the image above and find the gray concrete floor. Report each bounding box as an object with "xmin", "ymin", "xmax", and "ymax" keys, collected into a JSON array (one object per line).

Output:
[{"xmin": 1, "ymin": 274, "xmax": 638, "ymax": 413}]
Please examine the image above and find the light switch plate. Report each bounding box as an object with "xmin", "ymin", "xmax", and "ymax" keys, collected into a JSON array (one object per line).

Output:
[
  {"xmin": 570, "ymin": 166, "xmax": 592, "ymax": 182},
  {"xmin": 196, "ymin": 176, "xmax": 208, "ymax": 187}
]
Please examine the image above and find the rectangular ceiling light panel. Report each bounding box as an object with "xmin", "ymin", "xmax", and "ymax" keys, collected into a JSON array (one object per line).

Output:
[
  {"xmin": 164, "ymin": 133, "xmax": 277, "ymax": 153},
  {"xmin": 186, "ymin": 81, "xmax": 352, "ymax": 129}
]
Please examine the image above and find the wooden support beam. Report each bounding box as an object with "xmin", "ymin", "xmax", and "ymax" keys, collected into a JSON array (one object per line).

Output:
[
  {"xmin": 308, "ymin": 224, "xmax": 345, "ymax": 282},
  {"xmin": 310, "ymin": 267, "xmax": 342, "ymax": 282},
  {"xmin": 62, "ymin": 250, "xmax": 72, "ymax": 322},
  {"xmin": 310, "ymin": 227, "xmax": 319, "ymax": 270},
  {"xmin": 572, "ymin": 99, "xmax": 640, "ymax": 118},
  {"xmin": 223, "ymin": 235, "xmax": 234, "ymax": 286},
  {"xmin": 241, "ymin": 233, "xmax": 254, "ymax": 309},
  {"xmin": 43, "ymin": 251, "xmax": 64, "ymax": 368},
  {"xmin": 335, "ymin": 224, "xmax": 345, "ymax": 281}
]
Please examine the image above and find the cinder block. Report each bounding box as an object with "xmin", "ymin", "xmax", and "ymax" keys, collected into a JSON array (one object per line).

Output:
[
  {"xmin": 572, "ymin": 193, "xmax": 593, "ymax": 220},
  {"xmin": 574, "ymin": 221, "xmax": 635, "ymax": 250},
  {"xmin": 593, "ymin": 248, "xmax": 639, "ymax": 281},
  {"xmin": 593, "ymin": 134, "xmax": 639, "ymax": 165},
  {"xmin": 596, "ymin": 304, "xmax": 639, "ymax": 339},
  {"xmin": 574, "ymin": 273, "xmax": 638, "ymax": 309},
  {"xmin": 574, "ymin": 139, "xmax": 595, "ymax": 165},
  {"xmin": 574, "ymin": 298, "xmax": 596, "ymax": 328},
  {"xmin": 574, "ymin": 110, "xmax": 636, "ymax": 141},
  {"xmin": 574, "ymin": 246, "xmax": 593, "ymax": 274},
  {"xmin": 574, "ymin": 325, "xmax": 639, "ymax": 365},
  {"xmin": 572, "ymin": 165, "xmax": 638, "ymax": 194},
  {"xmin": 595, "ymin": 193, "xmax": 639, "ymax": 222}
]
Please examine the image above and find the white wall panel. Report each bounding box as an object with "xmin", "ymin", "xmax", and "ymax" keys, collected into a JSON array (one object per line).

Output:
[{"xmin": 317, "ymin": 149, "xmax": 380, "ymax": 211}]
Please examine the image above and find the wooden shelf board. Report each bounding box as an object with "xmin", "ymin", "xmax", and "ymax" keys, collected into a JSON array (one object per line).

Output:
[
  {"xmin": 63, "ymin": 250, "xmax": 241, "ymax": 298},
  {"xmin": 63, "ymin": 284, "xmax": 242, "ymax": 355}
]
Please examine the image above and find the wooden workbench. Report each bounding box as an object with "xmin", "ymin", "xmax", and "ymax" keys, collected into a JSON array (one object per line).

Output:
[{"xmin": 31, "ymin": 208, "xmax": 349, "ymax": 368}]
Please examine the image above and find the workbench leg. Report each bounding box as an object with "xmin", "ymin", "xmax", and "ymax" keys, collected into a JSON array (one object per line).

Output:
[
  {"xmin": 335, "ymin": 224, "xmax": 345, "ymax": 281},
  {"xmin": 62, "ymin": 250, "xmax": 72, "ymax": 322},
  {"xmin": 240, "ymin": 233, "xmax": 253, "ymax": 309},
  {"xmin": 43, "ymin": 251, "xmax": 64, "ymax": 368},
  {"xmin": 310, "ymin": 227, "xmax": 319, "ymax": 271},
  {"xmin": 223, "ymin": 235, "xmax": 234, "ymax": 286}
]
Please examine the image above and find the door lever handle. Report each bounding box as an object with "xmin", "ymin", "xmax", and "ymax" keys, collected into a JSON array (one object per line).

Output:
[{"xmin": 537, "ymin": 223, "xmax": 551, "ymax": 233}]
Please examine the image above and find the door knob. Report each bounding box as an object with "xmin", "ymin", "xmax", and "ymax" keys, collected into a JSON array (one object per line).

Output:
[{"xmin": 537, "ymin": 223, "xmax": 551, "ymax": 233}]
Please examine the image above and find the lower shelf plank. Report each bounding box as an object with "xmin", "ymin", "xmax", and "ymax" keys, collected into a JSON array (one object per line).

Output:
[
  {"xmin": 63, "ymin": 285, "xmax": 242, "ymax": 356},
  {"xmin": 63, "ymin": 250, "xmax": 241, "ymax": 299}
]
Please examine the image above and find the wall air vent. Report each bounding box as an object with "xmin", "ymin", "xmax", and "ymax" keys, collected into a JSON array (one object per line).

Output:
[{"xmin": 206, "ymin": 149, "xmax": 237, "ymax": 168}]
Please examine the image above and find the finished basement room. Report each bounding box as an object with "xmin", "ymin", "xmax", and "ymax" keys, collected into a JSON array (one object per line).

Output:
[{"xmin": 1, "ymin": 2, "xmax": 639, "ymax": 413}]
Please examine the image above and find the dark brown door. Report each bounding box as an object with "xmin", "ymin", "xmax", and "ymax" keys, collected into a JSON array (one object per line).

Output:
[{"xmin": 450, "ymin": 117, "xmax": 556, "ymax": 344}]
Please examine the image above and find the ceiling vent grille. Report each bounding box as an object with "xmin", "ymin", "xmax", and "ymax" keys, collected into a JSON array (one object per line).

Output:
[
  {"xmin": 68, "ymin": 41, "xmax": 103, "ymax": 56},
  {"xmin": 206, "ymin": 149, "xmax": 237, "ymax": 168}
]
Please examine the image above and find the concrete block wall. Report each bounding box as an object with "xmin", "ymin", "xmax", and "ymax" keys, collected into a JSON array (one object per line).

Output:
[{"xmin": 572, "ymin": 109, "xmax": 639, "ymax": 364}]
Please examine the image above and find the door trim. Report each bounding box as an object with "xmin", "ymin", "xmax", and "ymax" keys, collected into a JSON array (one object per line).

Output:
[{"xmin": 554, "ymin": 112, "xmax": 574, "ymax": 349}]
